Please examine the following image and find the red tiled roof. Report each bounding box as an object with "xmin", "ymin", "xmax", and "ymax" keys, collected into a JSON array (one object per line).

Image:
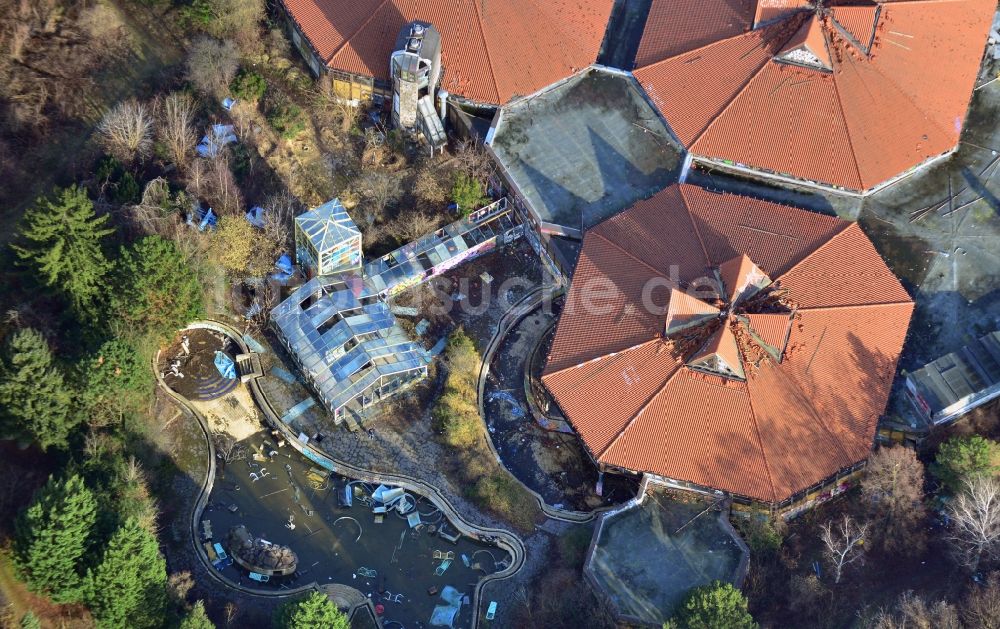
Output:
[
  {"xmin": 634, "ymin": 0, "xmax": 994, "ymax": 192},
  {"xmin": 281, "ymin": 0, "xmax": 615, "ymax": 105},
  {"xmin": 542, "ymin": 184, "xmax": 913, "ymax": 503}
]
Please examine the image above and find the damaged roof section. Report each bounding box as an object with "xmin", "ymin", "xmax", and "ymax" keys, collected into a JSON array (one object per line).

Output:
[
  {"xmin": 634, "ymin": 0, "xmax": 995, "ymax": 192},
  {"xmin": 542, "ymin": 183, "xmax": 914, "ymax": 504}
]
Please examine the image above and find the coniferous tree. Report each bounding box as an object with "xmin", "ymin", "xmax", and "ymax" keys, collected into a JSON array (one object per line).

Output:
[
  {"xmin": 79, "ymin": 336, "xmax": 153, "ymax": 425},
  {"xmin": 273, "ymin": 591, "xmax": 349, "ymax": 629},
  {"xmin": 179, "ymin": 600, "xmax": 215, "ymax": 629},
  {"xmin": 0, "ymin": 328, "xmax": 76, "ymax": 450},
  {"xmin": 111, "ymin": 236, "xmax": 204, "ymax": 339},
  {"xmin": 13, "ymin": 474, "xmax": 97, "ymax": 604},
  {"xmin": 86, "ymin": 517, "xmax": 167, "ymax": 629},
  {"xmin": 672, "ymin": 581, "xmax": 757, "ymax": 629},
  {"xmin": 11, "ymin": 185, "xmax": 114, "ymax": 321}
]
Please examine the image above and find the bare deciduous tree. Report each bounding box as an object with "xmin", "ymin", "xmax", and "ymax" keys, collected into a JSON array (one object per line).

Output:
[
  {"xmin": 205, "ymin": 0, "xmax": 265, "ymax": 54},
  {"xmin": 358, "ymin": 170, "xmax": 402, "ymax": 226},
  {"xmin": 224, "ymin": 601, "xmax": 239, "ymax": 627},
  {"xmin": 214, "ymin": 432, "xmax": 248, "ymax": 465},
  {"xmin": 453, "ymin": 138, "xmax": 494, "ymax": 186},
  {"xmin": 820, "ymin": 514, "xmax": 870, "ymax": 584},
  {"xmin": 948, "ymin": 475, "xmax": 1000, "ymax": 574},
  {"xmin": 245, "ymin": 279, "xmax": 279, "ymax": 332},
  {"xmin": 158, "ymin": 92, "xmax": 197, "ymax": 170},
  {"xmin": 185, "ymin": 36, "xmax": 239, "ymax": 98},
  {"xmin": 311, "ymin": 86, "xmax": 357, "ymax": 134},
  {"xmin": 166, "ymin": 571, "xmax": 195, "ymax": 606},
  {"xmin": 98, "ymin": 99, "xmax": 154, "ymax": 162},
  {"xmin": 862, "ymin": 445, "xmax": 927, "ymax": 555},
  {"xmin": 187, "ymin": 155, "xmax": 242, "ymax": 215},
  {"xmin": 962, "ymin": 570, "xmax": 1000, "ymax": 629},
  {"xmin": 865, "ymin": 591, "xmax": 961, "ymax": 629}
]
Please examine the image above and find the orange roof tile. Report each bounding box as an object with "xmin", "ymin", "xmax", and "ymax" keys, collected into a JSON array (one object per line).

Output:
[
  {"xmin": 635, "ymin": 0, "xmax": 755, "ymax": 68},
  {"xmin": 542, "ymin": 183, "xmax": 913, "ymax": 503},
  {"xmin": 755, "ymin": 0, "xmax": 811, "ymax": 26},
  {"xmin": 665, "ymin": 288, "xmax": 721, "ymax": 334},
  {"xmin": 829, "ymin": 4, "xmax": 879, "ymax": 51},
  {"xmin": 634, "ymin": 0, "xmax": 994, "ymax": 192},
  {"xmin": 718, "ymin": 254, "xmax": 771, "ymax": 304},
  {"xmin": 689, "ymin": 324, "xmax": 746, "ymax": 379},
  {"xmin": 778, "ymin": 14, "xmax": 833, "ymax": 70},
  {"xmin": 743, "ymin": 312, "xmax": 793, "ymax": 356},
  {"xmin": 281, "ymin": 0, "xmax": 615, "ymax": 105}
]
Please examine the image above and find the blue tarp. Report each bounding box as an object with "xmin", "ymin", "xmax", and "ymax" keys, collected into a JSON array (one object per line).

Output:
[
  {"xmin": 246, "ymin": 206, "xmax": 265, "ymax": 228},
  {"xmin": 198, "ymin": 208, "xmax": 217, "ymax": 231},
  {"xmin": 222, "ymin": 97, "xmax": 236, "ymax": 111},
  {"xmin": 214, "ymin": 351, "xmax": 237, "ymax": 380},
  {"xmin": 197, "ymin": 124, "xmax": 237, "ymax": 158},
  {"xmin": 429, "ymin": 586, "xmax": 464, "ymax": 627},
  {"xmin": 271, "ymin": 253, "xmax": 294, "ymax": 283}
]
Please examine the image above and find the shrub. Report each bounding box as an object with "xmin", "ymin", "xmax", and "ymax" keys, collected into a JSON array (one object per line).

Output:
[
  {"xmin": 933, "ymin": 435, "xmax": 1000, "ymax": 494},
  {"xmin": 432, "ymin": 329, "xmax": 481, "ymax": 447},
  {"xmin": 230, "ymin": 68, "xmax": 266, "ymax": 102},
  {"xmin": 450, "ymin": 172, "xmax": 488, "ymax": 216},
  {"xmin": 673, "ymin": 581, "xmax": 757, "ymax": 629},
  {"xmin": 467, "ymin": 472, "xmax": 537, "ymax": 532},
  {"xmin": 266, "ymin": 100, "xmax": 306, "ymax": 140}
]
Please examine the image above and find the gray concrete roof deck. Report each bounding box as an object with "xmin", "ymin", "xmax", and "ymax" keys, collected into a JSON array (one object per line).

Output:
[{"xmin": 490, "ymin": 67, "xmax": 681, "ymax": 235}]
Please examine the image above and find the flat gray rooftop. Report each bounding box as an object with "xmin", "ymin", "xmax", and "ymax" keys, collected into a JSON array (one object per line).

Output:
[
  {"xmin": 490, "ymin": 68, "xmax": 681, "ymax": 234},
  {"xmin": 585, "ymin": 490, "xmax": 747, "ymax": 625}
]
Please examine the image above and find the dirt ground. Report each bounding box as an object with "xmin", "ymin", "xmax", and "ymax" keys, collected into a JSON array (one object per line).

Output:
[
  {"xmin": 484, "ymin": 305, "xmax": 639, "ymax": 510},
  {"xmin": 159, "ymin": 328, "xmax": 240, "ymax": 401}
]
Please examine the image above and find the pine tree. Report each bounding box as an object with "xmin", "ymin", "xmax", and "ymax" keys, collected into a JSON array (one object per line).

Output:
[
  {"xmin": 86, "ymin": 517, "xmax": 167, "ymax": 629},
  {"xmin": 111, "ymin": 236, "xmax": 204, "ymax": 339},
  {"xmin": 673, "ymin": 581, "xmax": 757, "ymax": 629},
  {"xmin": 79, "ymin": 336, "xmax": 153, "ymax": 424},
  {"xmin": 179, "ymin": 600, "xmax": 215, "ymax": 629},
  {"xmin": 13, "ymin": 474, "xmax": 97, "ymax": 604},
  {"xmin": 0, "ymin": 328, "xmax": 76, "ymax": 450},
  {"xmin": 273, "ymin": 591, "xmax": 349, "ymax": 629},
  {"xmin": 11, "ymin": 185, "xmax": 115, "ymax": 320}
]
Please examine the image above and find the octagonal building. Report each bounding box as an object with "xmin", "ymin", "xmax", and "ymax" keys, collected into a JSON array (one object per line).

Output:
[
  {"xmin": 633, "ymin": 0, "xmax": 995, "ymax": 194},
  {"xmin": 542, "ymin": 184, "xmax": 914, "ymax": 511}
]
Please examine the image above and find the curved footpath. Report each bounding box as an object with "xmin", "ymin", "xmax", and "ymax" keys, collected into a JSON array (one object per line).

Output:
[{"xmin": 155, "ymin": 320, "xmax": 526, "ymax": 629}]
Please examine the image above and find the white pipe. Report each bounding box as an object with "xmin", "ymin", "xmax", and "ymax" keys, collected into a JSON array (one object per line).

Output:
[{"xmin": 438, "ymin": 89, "xmax": 448, "ymax": 124}]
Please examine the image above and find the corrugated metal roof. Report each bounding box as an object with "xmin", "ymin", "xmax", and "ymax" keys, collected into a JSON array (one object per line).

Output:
[
  {"xmin": 281, "ymin": 0, "xmax": 615, "ymax": 105},
  {"xmin": 542, "ymin": 183, "xmax": 913, "ymax": 503},
  {"xmin": 634, "ymin": 0, "xmax": 994, "ymax": 192}
]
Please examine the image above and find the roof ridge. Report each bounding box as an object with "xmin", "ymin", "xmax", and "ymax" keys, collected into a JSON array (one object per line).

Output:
[
  {"xmin": 469, "ymin": 0, "xmax": 503, "ymax": 104},
  {"xmin": 797, "ymin": 300, "xmax": 914, "ymax": 312},
  {"xmin": 827, "ymin": 37, "xmax": 866, "ymax": 190},
  {"xmin": 324, "ymin": 0, "xmax": 395, "ymax": 65},
  {"xmin": 830, "ymin": 27, "xmax": 956, "ymax": 183},
  {"xmin": 542, "ymin": 338, "xmax": 660, "ymax": 379},
  {"xmin": 597, "ymin": 365, "xmax": 684, "ymax": 459},
  {"xmin": 677, "ymin": 185, "xmax": 714, "ymax": 268},
  {"xmin": 635, "ymin": 16, "xmax": 786, "ymax": 72},
  {"xmin": 742, "ymin": 375, "xmax": 779, "ymax": 502},
  {"xmin": 690, "ymin": 15, "xmax": 807, "ymax": 147},
  {"xmin": 589, "ymin": 229, "xmax": 673, "ymax": 279},
  {"xmin": 772, "ymin": 219, "xmax": 854, "ymax": 283}
]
